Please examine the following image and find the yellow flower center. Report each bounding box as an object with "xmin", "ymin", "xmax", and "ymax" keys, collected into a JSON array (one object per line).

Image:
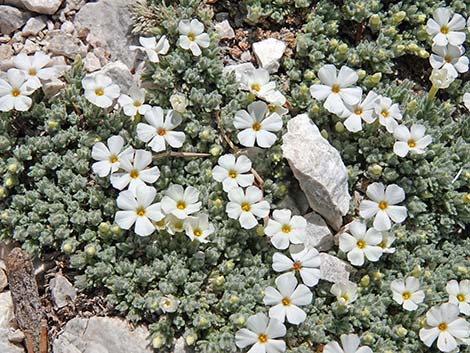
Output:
[
  {"xmin": 28, "ymin": 68, "xmax": 36, "ymax": 76},
  {"xmin": 440, "ymin": 26, "xmax": 449, "ymax": 34},
  {"xmin": 438, "ymin": 323, "xmax": 448, "ymax": 331},
  {"xmin": 251, "ymin": 84, "xmax": 260, "ymax": 92},
  {"xmin": 95, "ymin": 88, "xmax": 104, "ymax": 96},
  {"xmin": 357, "ymin": 240, "xmax": 365, "ymax": 249},
  {"xmin": 158, "ymin": 128, "xmax": 166, "ymax": 136},
  {"xmin": 444, "ymin": 56, "xmax": 452, "ymax": 63},
  {"xmin": 188, "ymin": 33, "xmax": 195, "ymax": 41},
  {"xmin": 407, "ymin": 139, "xmax": 416, "ymax": 148},
  {"xmin": 355, "ymin": 107, "xmax": 363, "ymax": 115},
  {"xmin": 340, "ymin": 295, "xmax": 349, "ymax": 302},
  {"xmin": 331, "ymin": 84, "xmax": 340, "ymax": 93},
  {"xmin": 129, "ymin": 169, "xmax": 139, "ymax": 179},
  {"xmin": 155, "ymin": 219, "xmax": 165, "ymax": 227},
  {"xmin": 174, "ymin": 221, "xmax": 183, "ymax": 230},
  {"xmin": 109, "ymin": 154, "xmax": 118, "ymax": 163},
  {"xmin": 241, "ymin": 202, "xmax": 250, "ymax": 212},
  {"xmin": 457, "ymin": 294, "xmax": 466, "ymax": 302},
  {"xmin": 378, "ymin": 241, "xmax": 386, "ymax": 248},
  {"xmin": 252, "ymin": 122, "xmax": 261, "ymax": 131},
  {"xmin": 378, "ymin": 201, "xmax": 388, "ymax": 210},
  {"xmin": 193, "ymin": 229, "xmax": 202, "ymax": 237},
  {"xmin": 268, "ymin": 104, "xmax": 276, "ymax": 112},
  {"xmin": 133, "ymin": 101, "xmax": 141, "ymax": 107},
  {"xmin": 281, "ymin": 297, "xmax": 291, "ymax": 306},
  {"xmin": 136, "ymin": 206, "xmax": 146, "ymax": 217},
  {"xmin": 258, "ymin": 334, "xmax": 268, "ymax": 343},
  {"xmin": 292, "ymin": 261, "xmax": 301, "ymax": 271},
  {"xmin": 176, "ymin": 201, "xmax": 186, "ymax": 210},
  {"xmin": 281, "ymin": 224, "xmax": 291, "ymax": 233},
  {"xmin": 402, "ymin": 292, "xmax": 411, "ymax": 300},
  {"xmin": 228, "ymin": 170, "xmax": 237, "ymax": 178},
  {"xmin": 164, "ymin": 299, "xmax": 171, "ymax": 307},
  {"xmin": 11, "ymin": 88, "xmax": 20, "ymax": 97},
  {"xmin": 381, "ymin": 110, "xmax": 389, "ymax": 118}
]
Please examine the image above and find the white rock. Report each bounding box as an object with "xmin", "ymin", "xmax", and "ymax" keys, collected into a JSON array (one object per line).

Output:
[
  {"xmin": 174, "ymin": 337, "xmax": 192, "ymax": 353},
  {"xmin": 94, "ymin": 61, "xmax": 134, "ymax": 91},
  {"xmin": 282, "ymin": 114, "xmax": 350, "ymax": 230},
  {"xmin": 304, "ymin": 212, "xmax": 334, "ymax": 251},
  {"xmin": 0, "ymin": 5, "xmax": 30, "ymax": 35},
  {"xmin": 84, "ymin": 52, "xmax": 101, "ymax": 72},
  {"xmin": 50, "ymin": 274, "xmax": 76, "ymax": 308},
  {"xmin": 22, "ymin": 39, "xmax": 40, "ymax": 54},
  {"xmin": 21, "ymin": 0, "xmax": 63, "ymax": 15},
  {"xmin": 0, "ymin": 44, "xmax": 13, "ymax": 62},
  {"xmin": 53, "ymin": 317, "xmax": 153, "ymax": 353},
  {"xmin": 42, "ymin": 78, "xmax": 65, "ymax": 99},
  {"xmin": 214, "ymin": 20, "xmax": 235, "ymax": 39},
  {"xmin": 44, "ymin": 30, "xmax": 86, "ymax": 58},
  {"xmin": 21, "ymin": 16, "xmax": 46, "ymax": 36},
  {"xmin": 0, "ymin": 292, "xmax": 24, "ymax": 353},
  {"xmin": 0, "ymin": 269, "xmax": 7, "ymax": 292},
  {"xmin": 74, "ymin": 0, "xmax": 137, "ymax": 68},
  {"xmin": 240, "ymin": 51, "xmax": 252, "ymax": 62},
  {"xmin": 252, "ymin": 38, "xmax": 287, "ymax": 73},
  {"xmin": 60, "ymin": 20, "xmax": 74, "ymax": 34},
  {"xmin": 319, "ymin": 253, "xmax": 352, "ymax": 283}
]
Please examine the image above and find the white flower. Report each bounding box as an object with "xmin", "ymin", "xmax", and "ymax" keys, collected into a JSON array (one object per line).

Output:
[
  {"xmin": 91, "ymin": 135, "xmax": 134, "ymax": 177},
  {"xmin": 341, "ymin": 91, "xmax": 378, "ymax": 132},
  {"xmin": 226, "ymin": 186, "xmax": 270, "ymax": 229},
  {"xmin": 264, "ymin": 209, "xmax": 306, "ymax": 250},
  {"xmin": 378, "ymin": 233, "xmax": 396, "ymax": 254},
  {"xmin": 234, "ymin": 101, "xmax": 283, "ymax": 148},
  {"xmin": 118, "ymin": 86, "xmax": 151, "ymax": 118},
  {"xmin": 12, "ymin": 51, "xmax": 57, "ymax": 90},
  {"xmin": 82, "ymin": 73, "xmax": 120, "ymax": 108},
  {"xmin": 430, "ymin": 67, "xmax": 455, "ymax": 89},
  {"xmin": 272, "ymin": 248, "xmax": 321, "ymax": 287},
  {"xmin": 359, "ymin": 182, "xmax": 408, "ymax": 231},
  {"xmin": 240, "ymin": 68, "xmax": 286, "ymax": 105},
  {"xmin": 263, "ymin": 273, "xmax": 312, "ymax": 325},
  {"xmin": 393, "ymin": 124, "xmax": 432, "ymax": 158},
  {"xmin": 331, "ymin": 281, "xmax": 358, "ymax": 306},
  {"xmin": 447, "ymin": 280, "xmax": 470, "ymax": 316},
  {"xmin": 419, "ymin": 303, "xmax": 470, "ymax": 352},
  {"xmin": 309, "ymin": 64, "xmax": 362, "ymax": 115},
  {"xmin": 339, "ymin": 220, "xmax": 383, "ymax": 266},
  {"xmin": 165, "ymin": 214, "xmax": 186, "ymax": 235},
  {"xmin": 137, "ymin": 107, "xmax": 185, "ymax": 152},
  {"xmin": 267, "ymin": 102, "xmax": 289, "ymax": 117},
  {"xmin": 177, "ymin": 19, "xmax": 210, "ymax": 56},
  {"xmin": 212, "ymin": 154, "xmax": 254, "ymax": 192},
  {"xmin": 161, "ymin": 184, "xmax": 201, "ymax": 219},
  {"xmin": 390, "ymin": 277, "xmax": 425, "ymax": 311},
  {"xmin": 324, "ymin": 334, "xmax": 373, "ymax": 353},
  {"xmin": 169, "ymin": 93, "xmax": 188, "ymax": 113},
  {"xmin": 115, "ymin": 185, "xmax": 164, "ymax": 236},
  {"xmin": 374, "ymin": 96, "xmax": 402, "ymax": 133},
  {"xmin": 426, "ymin": 8, "xmax": 466, "ymax": 46},
  {"xmin": 129, "ymin": 35, "xmax": 170, "ymax": 63},
  {"xmin": 110, "ymin": 149, "xmax": 160, "ymax": 192},
  {"xmin": 235, "ymin": 313, "xmax": 286, "ymax": 353},
  {"xmin": 0, "ymin": 69, "xmax": 34, "ymax": 112},
  {"xmin": 159, "ymin": 295, "xmax": 179, "ymax": 313},
  {"xmin": 184, "ymin": 214, "xmax": 214, "ymax": 243},
  {"xmin": 430, "ymin": 44, "xmax": 469, "ymax": 79},
  {"xmin": 463, "ymin": 92, "xmax": 470, "ymax": 111}
]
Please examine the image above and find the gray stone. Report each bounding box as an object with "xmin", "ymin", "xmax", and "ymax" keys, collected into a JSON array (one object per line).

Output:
[
  {"xmin": 319, "ymin": 253, "xmax": 352, "ymax": 283},
  {"xmin": 95, "ymin": 61, "xmax": 133, "ymax": 91},
  {"xmin": 42, "ymin": 78, "xmax": 65, "ymax": 99},
  {"xmin": 84, "ymin": 52, "xmax": 101, "ymax": 72},
  {"xmin": 21, "ymin": 0, "xmax": 63, "ymax": 15},
  {"xmin": 44, "ymin": 30, "xmax": 86, "ymax": 58},
  {"xmin": 0, "ymin": 5, "xmax": 30, "ymax": 35},
  {"xmin": 74, "ymin": 0, "xmax": 137, "ymax": 67},
  {"xmin": 0, "ymin": 292, "xmax": 24, "ymax": 353},
  {"xmin": 174, "ymin": 337, "xmax": 194, "ymax": 353},
  {"xmin": 8, "ymin": 329, "xmax": 25, "ymax": 344},
  {"xmin": 215, "ymin": 20, "xmax": 235, "ymax": 39},
  {"xmin": 0, "ymin": 44, "xmax": 13, "ymax": 61},
  {"xmin": 53, "ymin": 317, "xmax": 152, "ymax": 353},
  {"xmin": 50, "ymin": 274, "xmax": 76, "ymax": 308},
  {"xmin": 252, "ymin": 38, "xmax": 287, "ymax": 73},
  {"xmin": 282, "ymin": 114, "xmax": 350, "ymax": 230},
  {"xmin": 0, "ymin": 269, "xmax": 7, "ymax": 292},
  {"xmin": 304, "ymin": 212, "xmax": 334, "ymax": 252},
  {"xmin": 21, "ymin": 16, "xmax": 46, "ymax": 36}
]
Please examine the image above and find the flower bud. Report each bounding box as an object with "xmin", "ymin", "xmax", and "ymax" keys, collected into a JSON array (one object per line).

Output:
[
  {"xmin": 8, "ymin": 163, "xmax": 17, "ymax": 173},
  {"xmin": 393, "ymin": 11, "xmax": 406, "ymax": 24}
]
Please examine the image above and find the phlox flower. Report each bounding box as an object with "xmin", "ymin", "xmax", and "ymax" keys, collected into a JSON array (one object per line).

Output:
[
  {"xmin": 118, "ymin": 86, "xmax": 151, "ymax": 118},
  {"xmin": 426, "ymin": 8, "xmax": 466, "ymax": 46},
  {"xmin": 447, "ymin": 280, "xmax": 470, "ymax": 316},
  {"xmin": 263, "ymin": 273, "xmax": 312, "ymax": 325},
  {"xmin": 235, "ymin": 313, "xmax": 286, "ymax": 353},
  {"xmin": 378, "ymin": 233, "xmax": 396, "ymax": 254},
  {"xmin": 272, "ymin": 248, "xmax": 321, "ymax": 287},
  {"xmin": 212, "ymin": 154, "xmax": 254, "ymax": 192},
  {"xmin": 419, "ymin": 303, "xmax": 470, "ymax": 352},
  {"xmin": 0, "ymin": 69, "xmax": 35, "ymax": 112},
  {"xmin": 341, "ymin": 91, "xmax": 378, "ymax": 132},
  {"xmin": 129, "ymin": 35, "xmax": 170, "ymax": 63},
  {"xmin": 240, "ymin": 68, "xmax": 286, "ymax": 105},
  {"xmin": 234, "ymin": 101, "xmax": 283, "ymax": 148},
  {"xmin": 374, "ymin": 96, "xmax": 402, "ymax": 133},
  {"xmin": 331, "ymin": 281, "xmax": 358, "ymax": 306},
  {"xmin": 159, "ymin": 295, "xmax": 179, "ymax": 313},
  {"xmin": 82, "ymin": 73, "xmax": 120, "ymax": 108},
  {"xmin": 430, "ymin": 44, "xmax": 469, "ymax": 79},
  {"xmin": 12, "ymin": 51, "xmax": 57, "ymax": 89},
  {"xmin": 390, "ymin": 277, "xmax": 425, "ymax": 311},
  {"xmin": 137, "ymin": 107, "xmax": 185, "ymax": 152},
  {"xmin": 359, "ymin": 182, "xmax": 407, "ymax": 231},
  {"xmin": 264, "ymin": 209, "xmax": 306, "ymax": 250},
  {"xmin": 165, "ymin": 214, "xmax": 186, "ymax": 235},
  {"xmin": 393, "ymin": 124, "xmax": 432, "ymax": 158},
  {"xmin": 323, "ymin": 334, "xmax": 373, "ymax": 353},
  {"xmin": 110, "ymin": 149, "xmax": 160, "ymax": 192},
  {"xmin": 430, "ymin": 67, "xmax": 455, "ymax": 89},
  {"xmin": 226, "ymin": 186, "xmax": 270, "ymax": 229},
  {"xmin": 309, "ymin": 64, "xmax": 362, "ymax": 115},
  {"xmin": 184, "ymin": 214, "xmax": 214, "ymax": 243},
  {"xmin": 115, "ymin": 185, "xmax": 164, "ymax": 237},
  {"xmin": 91, "ymin": 135, "xmax": 134, "ymax": 177},
  {"xmin": 339, "ymin": 220, "xmax": 383, "ymax": 266},
  {"xmin": 177, "ymin": 19, "xmax": 210, "ymax": 56},
  {"xmin": 161, "ymin": 184, "xmax": 201, "ymax": 219}
]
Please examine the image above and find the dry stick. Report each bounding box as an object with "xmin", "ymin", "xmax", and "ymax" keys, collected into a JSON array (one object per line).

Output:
[
  {"xmin": 5, "ymin": 248, "xmax": 45, "ymax": 353},
  {"xmin": 40, "ymin": 320, "xmax": 48, "ymax": 353}
]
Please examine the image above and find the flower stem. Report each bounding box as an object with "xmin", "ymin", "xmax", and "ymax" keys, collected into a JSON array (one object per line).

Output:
[{"xmin": 428, "ymin": 85, "xmax": 439, "ymax": 100}]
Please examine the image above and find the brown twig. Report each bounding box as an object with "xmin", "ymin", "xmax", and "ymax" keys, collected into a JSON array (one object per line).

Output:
[{"xmin": 40, "ymin": 320, "xmax": 48, "ymax": 353}]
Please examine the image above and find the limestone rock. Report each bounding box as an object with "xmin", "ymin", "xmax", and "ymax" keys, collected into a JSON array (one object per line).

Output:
[
  {"xmin": 215, "ymin": 20, "xmax": 235, "ymax": 39},
  {"xmin": 21, "ymin": 0, "xmax": 63, "ymax": 14},
  {"xmin": 42, "ymin": 78, "xmax": 65, "ymax": 99},
  {"xmin": 84, "ymin": 52, "xmax": 101, "ymax": 72},
  {"xmin": 252, "ymin": 38, "xmax": 287, "ymax": 73},
  {"xmin": 53, "ymin": 317, "xmax": 152, "ymax": 353},
  {"xmin": 0, "ymin": 44, "xmax": 13, "ymax": 61},
  {"xmin": 282, "ymin": 114, "xmax": 350, "ymax": 230},
  {"xmin": 304, "ymin": 212, "xmax": 334, "ymax": 251},
  {"xmin": 74, "ymin": 0, "xmax": 137, "ymax": 68},
  {"xmin": 0, "ymin": 269, "xmax": 7, "ymax": 292},
  {"xmin": 50, "ymin": 274, "xmax": 76, "ymax": 308},
  {"xmin": 174, "ymin": 337, "xmax": 193, "ymax": 353},
  {"xmin": 0, "ymin": 5, "xmax": 30, "ymax": 35},
  {"xmin": 21, "ymin": 16, "xmax": 46, "ymax": 36},
  {"xmin": 44, "ymin": 30, "xmax": 86, "ymax": 58},
  {"xmin": 95, "ymin": 61, "xmax": 134, "ymax": 92},
  {"xmin": 0, "ymin": 292, "xmax": 25, "ymax": 353},
  {"xmin": 319, "ymin": 253, "xmax": 352, "ymax": 283}
]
